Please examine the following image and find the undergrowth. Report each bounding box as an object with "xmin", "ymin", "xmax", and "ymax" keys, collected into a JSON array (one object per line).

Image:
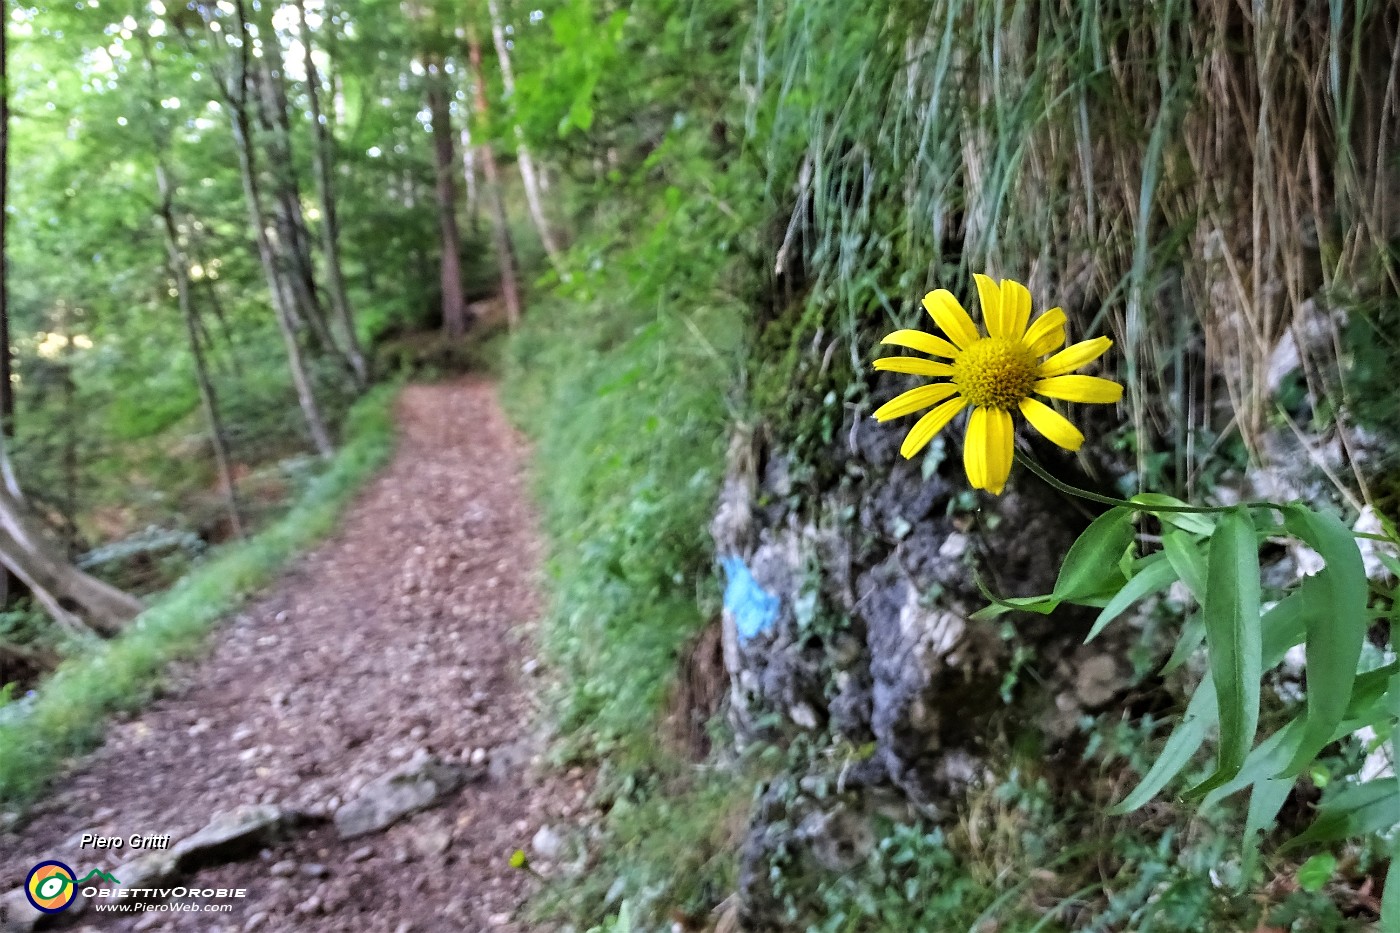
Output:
[
  {"xmin": 501, "ymin": 106, "xmax": 757, "ymax": 922},
  {"xmin": 0, "ymin": 384, "xmax": 399, "ymax": 808},
  {"xmin": 502, "ymin": 266, "xmax": 739, "ymax": 752}
]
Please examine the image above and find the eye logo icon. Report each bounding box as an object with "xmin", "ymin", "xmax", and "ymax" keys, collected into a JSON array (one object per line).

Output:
[{"xmin": 25, "ymin": 861, "xmax": 78, "ymax": 913}]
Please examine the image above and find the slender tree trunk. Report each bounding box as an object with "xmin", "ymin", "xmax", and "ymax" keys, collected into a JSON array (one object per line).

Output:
[
  {"xmin": 253, "ymin": 59, "xmax": 343, "ymax": 364},
  {"xmin": 295, "ymin": 0, "xmax": 367, "ymax": 388},
  {"xmin": 0, "ymin": 9, "xmax": 13, "ymax": 610},
  {"xmin": 426, "ymin": 56, "xmax": 470, "ymax": 337},
  {"xmin": 224, "ymin": 0, "xmax": 334, "ymax": 458},
  {"xmin": 0, "ymin": 429, "xmax": 20, "ymax": 501},
  {"xmin": 61, "ymin": 360, "xmax": 76, "ymax": 556},
  {"xmin": 459, "ymin": 125, "xmax": 480, "ymax": 234},
  {"xmin": 0, "ymin": 9, "xmax": 11, "ymax": 437},
  {"xmin": 156, "ymin": 165, "xmax": 245, "ymax": 540},
  {"xmin": 486, "ymin": 0, "xmax": 564, "ymax": 269},
  {"xmin": 466, "ymin": 25, "xmax": 521, "ymax": 328}
]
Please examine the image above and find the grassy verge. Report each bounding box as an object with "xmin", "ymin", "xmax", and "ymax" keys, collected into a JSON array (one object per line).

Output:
[
  {"xmin": 501, "ymin": 222, "xmax": 751, "ymax": 926},
  {"xmin": 0, "ymin": 384, "xmax": 399, "ymax": 808},
  {"xmin": 502, "ymin": 285, "xmax": 738, "ymax": 759}
]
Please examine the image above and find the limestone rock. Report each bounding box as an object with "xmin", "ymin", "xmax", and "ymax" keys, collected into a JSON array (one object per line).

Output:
[
  {"xmin": 172, "ymin": 805, "xmax": 286, "ymax": 872},
  {"xmin": 113, "ymin": 850, "xmax": 178, "ymax": 891},
  {"xmin": 334, "ymin": 755, "xmax": 467, "ymax": 839}
]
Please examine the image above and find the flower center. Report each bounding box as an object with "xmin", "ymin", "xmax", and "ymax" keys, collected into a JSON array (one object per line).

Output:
[{"xmin": 952, "ymin": 337, "xmax": 1038, "ymax": 409}]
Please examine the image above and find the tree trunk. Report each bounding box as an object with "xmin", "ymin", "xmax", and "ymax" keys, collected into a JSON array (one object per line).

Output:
[
  {"xmin": 253, "ymin": 59, "xmax": 344, "ymax": 365},
  {"xmin": 426, "ymin": 56, "xmax": 470, "ymax": 338},
  {"xmin": 0, "ymin": 16, "xmax": 12, "ymax": 612},
  {"xmin": 460, "ymin": 125, "xmax": 480, "ymax": 234},
  {"xmin": 156, "ymin": 164, "xmax": 246, "ymax": 540},
  {"xmin": 224, "ymin": 0, "xmax": 334, "ymax": 459},
  {"xmin": 295, "ymin": 0, "xmax": 367, "ymax": 388},
  {"xmin": 0, "ymin": 487, "xmax": 143, "ymax": 637},
  {"xmin": 0, "ymin": 9, "xmax": 11, "ymax": 438},
  {"xmin": 486, "ymin": 0, "xmax": 565, "ymax": 270},
  {"xmin": 466, "ymin": 25, "xmax": 521, "ymax": 328}
]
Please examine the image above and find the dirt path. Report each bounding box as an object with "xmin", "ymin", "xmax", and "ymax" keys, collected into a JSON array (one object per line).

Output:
[{"xmin": 0, "ymin": 380, "xmax": 587, "ymax": 932}]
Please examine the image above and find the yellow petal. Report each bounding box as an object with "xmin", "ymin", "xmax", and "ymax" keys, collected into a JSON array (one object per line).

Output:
[
  {"xmin": 880, "ymin": 329, "xmax": 960, "ymax": 359},
  {"xmin": 873, "ymin": 382, "xmax": 960, "ymax": 422},
  {"xmin": 1022, "ymin": 307, "xmax": 1067, "ymax": 356},
  {"xmin": 921, "ymin": 289, "xmax": 981, "ymax": 349},
  {"xmin": 1000, "ymin": 278, "xmax": 1033, "ymax": 340},
  {"xmin": 1019, "ymin": 397, "xmax": 1084, "ymax": 451},
  {"xmin": 981, "ymin": 407, "xmax": 1014, "ymax": 494},
  {"xmin": 1034, "ymin": 375, "xmax": 1124, "ymax": 404},
  {"xmin": 1038, "ymin": 336, "xmax": 1113, "ymax": 378},
  {"xmin": 899, "ymin": 396, "xmax": 966, "ymax": 459},
  {"xmin": 874, "ymin": 357, "xmax": 955, "ymax": 377},
  {"xmin": 963, "ymin": 407, "xmax": 986, "ymax": 491},
  {"xmin": 974, "ymin": 274, "xmax": 1006, "ymax": 338}
]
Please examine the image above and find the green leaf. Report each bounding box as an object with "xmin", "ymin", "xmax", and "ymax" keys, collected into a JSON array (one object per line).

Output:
[
  {"xmin": 971, "ymin": 574, "xmax": 1061, "ymax": 619},
  {"xmin": 1185, "ymin": 508, "xmax": 1261, "ymax": 798},
  {"xmin": 1296, "ymin": 853, "xmax": 1337, "ymax": 893},
  {"xmin": 1385, "ymin": 674, "xmax": 1400, "ymax": 933},
  {"xmin": 1279, "ymin": 505, "xmax": 1369, "ymax": 777},
  {"xmin": 1110, "ymin": 675, "xmax": 1217, "ymax": 814},
  {"xmin": 1113, "ymin": 584, "xmax": 1310, "ymax": 813},
  {"xmin": 1203, "ymin": 718, "xmax": 1303, "ymax": 808},
  {"xmin": 1129, "ymin": 493, "xmax": 1217, "ymax": 535},
  {"xmin": 1283, "ymin": 779, "xmax": 1400, "ymax": 850},
  {"xmin": 1382, "ymin": 843, "xmax": 1399, "ymax": 933},
  {"xmin": 1240, "ymin": 778, "xmax": 1295, "ymax": 884},
  {"xmin": 1054, "ymin": 508, "xmax": 1135, "ymax": 601},
  {"xmin": 1161, "ymin": 614, "xmax": 1205, "ymax": 674},
  {"xmin": 1085, "ymin": 554, "xmax": 1176, "ymax": 643},
  {"xmin": 1162, "ymin": 530, "xmax": 1207, "ymax": 603}
]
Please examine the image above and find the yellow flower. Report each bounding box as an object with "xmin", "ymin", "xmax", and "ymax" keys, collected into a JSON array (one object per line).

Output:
[{"xmin": 872, "ymin": 274, "xmax": 1123, "ymax": 495}]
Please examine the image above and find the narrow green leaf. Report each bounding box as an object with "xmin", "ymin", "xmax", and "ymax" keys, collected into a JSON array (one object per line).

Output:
[
  {"xmin": 1242, "ymin": 777, "xmax": 1297, "ymax": 885},
  {"xmin": 1203, "ymin": 718, "xmax": 1303, "ymax": 808},
  {"xmin": 1054, "ymin": 507, "xmax": 1134, "ymax": 601},
  {"xmin": 1296, "ymin": 853, "xmax": 1337, "ymax": 893},
  {"xmin": 1162, "ymin": 614, "xmax": 1204, "ymax": 674},
  {"xmin": 1085, "ymin": 554, "xmax": 1176, "ymax": 643},
  {"xmin": 971, "ymin": 572, "xmax": 1061, "ymax": 619},
  {"xmin": 1385, "ymin": 673, "xmax": 1400, "ymax": 933},
  {"xmin": 1260, "ymin": 585, "xmax": 1311, "ymax": 659},
  {"xmin": 1110, "ymin": 675, "xmax": 1216, "ymax": 814},
  {"xmin": 1113, "ymin": 585, "xmax": 1310, "ymax": 814},
  {"xmin": 1382, "ymin": 844, "xmax": 1399, "ymax": 933},
  {"xmin": 1162, "ymin": 530, "xmax": 1207, "ymax": 603},
  {"xmin": 1186, "ymin": 508, "xmax": 1261, "ymax": 798},
  {"xmin": 1279, "ymin": 505, "xmax": 1369, "ymax": 777},
  {"xmin": 1129, "ymin": 493, "xmax": 1217, "ymax": 535},
  {"xmin": 1283, "ymin": 780, "xmax": 1400, "ymax": 851}
]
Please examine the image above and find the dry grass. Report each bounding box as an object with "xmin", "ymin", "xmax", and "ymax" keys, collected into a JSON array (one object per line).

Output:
[{"xmin": 749, "ymin": 0, "xmax": 1400, "ymax": 501}]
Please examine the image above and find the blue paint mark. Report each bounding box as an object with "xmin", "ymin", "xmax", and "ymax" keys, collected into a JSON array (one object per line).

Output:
[{"xmin": 720, "ymin": 555, "xmax": 780, "ymax": 642}]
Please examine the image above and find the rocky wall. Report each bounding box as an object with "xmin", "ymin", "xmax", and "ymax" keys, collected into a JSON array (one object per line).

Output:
[{"xmin": 711, "ymin": 375, "xmax": 1141, "ymax": 926}]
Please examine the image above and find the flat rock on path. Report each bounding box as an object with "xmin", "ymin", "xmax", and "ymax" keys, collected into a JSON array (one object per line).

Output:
[{"xmin": 0, "ymin": 380, "xmax": 590, "ymax": 932}]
